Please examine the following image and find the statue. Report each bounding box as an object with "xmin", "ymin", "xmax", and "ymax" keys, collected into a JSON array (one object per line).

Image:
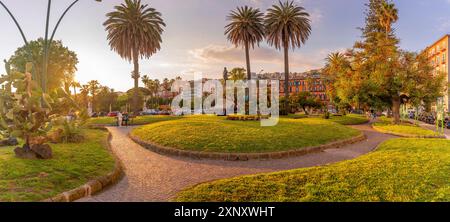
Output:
[{"xmin": 223, "ymin": 67, "xmax": 228, "ymax": 81}]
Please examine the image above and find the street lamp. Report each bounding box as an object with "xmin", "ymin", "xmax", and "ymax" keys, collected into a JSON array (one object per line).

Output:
[{"xmin": 0, "ymin": 0, "xmax": 102, "ymax": 94}]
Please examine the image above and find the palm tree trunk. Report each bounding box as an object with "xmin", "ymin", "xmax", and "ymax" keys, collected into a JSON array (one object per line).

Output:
[
  {"xmin": 245, "ymin": 41, "xmax": 251, "ymax": 115},
  {"xmin": 245, "ymin": 41, "xmax": 251, "ymax": 80},
  {"xmin": 284, "ymin": 45, "xmax": 290, "ymax": 115},
  {"xmin": 133, "ymin": 49, "xmax": 140, "ymax": 114},
  {"xmin": 73, "ymin": 86, "xmax": 77, "ymax": 100}
]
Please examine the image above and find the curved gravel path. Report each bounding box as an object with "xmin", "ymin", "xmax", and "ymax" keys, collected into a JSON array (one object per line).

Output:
[{"xmin": 79, "ymin": 122, "xmax": 395, "ymax": 202}]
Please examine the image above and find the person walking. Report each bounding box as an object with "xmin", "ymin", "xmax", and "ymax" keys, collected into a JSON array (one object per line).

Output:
[
  {"xmin": 123, "ymin": 112, "xmax": 130, "ymax": 127},
  {"xmin": 117, "ymin": 112, "xmax": 123, "ymax": 127}
]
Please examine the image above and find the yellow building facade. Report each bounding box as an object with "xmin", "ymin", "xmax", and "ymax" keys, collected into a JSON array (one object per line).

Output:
[{"xmin": 425, "ymin": 34, "xmax": 449, "ymax": 112}]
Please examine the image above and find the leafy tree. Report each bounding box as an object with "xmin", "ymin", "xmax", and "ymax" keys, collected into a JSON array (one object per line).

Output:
[
  {"xmin": 324, "ymin": 0, "xmax": 444, "ymax": 123},
  {"xmin": 8, "ymin": 38, "xmax": 78, "ymax": 92},
  {"xmin": 104, "ymin": 0, "xmax": 165, "ymax": 113},
  {"xmin": 97, "ymin": 86, "xmax": 118, "ymax": 112},
  {"xmin": 225, "ymin": 6, "xmax": 265, "ymax": 80},
  {"xmin": 290, "ymin": 92, "xmax": 323, "ymax": 115},
  {"xmin": 265, "ymin": 1, "xmax": 311, "ymax": 114}
]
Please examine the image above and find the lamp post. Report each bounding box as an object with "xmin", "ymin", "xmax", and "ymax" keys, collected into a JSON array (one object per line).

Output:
[{"xmin": 0, "ymin": 0, "xmax": 102, "ymax": 94}]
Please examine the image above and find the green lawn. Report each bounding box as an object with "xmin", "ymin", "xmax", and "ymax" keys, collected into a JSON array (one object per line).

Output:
[
  {"xmin": 373, "ymin": 117, "xmax": 440, "ymax": 137},
  {"xmin": 87, "ymin": 115, "xmax": 181, "ymax": 126},
  {"xmin": 0, "ymin": 129, "xmax": 115, "ymax": 202},
  {"xmin": 131, "ymin": 115, "xmax": 360, "ymax": 153},
  {"xmin": 328, "ymin": 114, "xmax": 369, "ymax": 125},
  {"xmin": 176, "ymin": 138, "xmax": 450, "ymax": 202}
]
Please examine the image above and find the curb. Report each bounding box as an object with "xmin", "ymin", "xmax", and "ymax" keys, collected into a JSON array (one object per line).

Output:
[
  {"xmin": 129, "ymin": 133, "xmax": 367, "ymax": 161},
  {"xmin": 372, "ymin": 126, "xmax": 445, "ymax": 139},
  {"xmin": 42, "ymin": 129, "xmax": 124, "ymax": 202}
]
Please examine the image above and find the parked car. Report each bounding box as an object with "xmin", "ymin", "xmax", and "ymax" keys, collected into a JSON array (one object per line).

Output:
[
  {"xmin": 140, "ymin": 109, "xmax": 158, "ymax": 116},
  {"xmin": 107, "ymin": 111, "xmax": 119, "ymax": 117},
  {"xmin": 160, "ymin": 110, "xmax": 171, "ymax": 115},
  {"xmin": 90, "ymin": 112, "xmax": 98, "ymax": 118},
  {"xmin": 350, "ymin": 110, "xmax": 364, "ymax": 115}
]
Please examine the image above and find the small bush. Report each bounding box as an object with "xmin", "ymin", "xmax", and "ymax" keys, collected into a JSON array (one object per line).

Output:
[
  {"xmin": 60, "ymin": 120, "xmax": 85, "ymax": 143},
  {"xmin": 323, "ymin": 111, "xmax": 331, "ymax": 119}
]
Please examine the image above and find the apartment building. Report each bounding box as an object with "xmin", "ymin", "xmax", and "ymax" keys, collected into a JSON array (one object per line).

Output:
[{"xmin": 425, "ymin": 34, "xmax": 449, "ymax": 111}]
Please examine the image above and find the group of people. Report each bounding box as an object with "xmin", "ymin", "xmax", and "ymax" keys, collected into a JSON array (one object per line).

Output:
[
  {"xmin": 367, "ymin": 110, "xmax": 378, "ymax": 121},
  {"xmin": 117, "ymin": 112, "xmax": 130, "ymax": 127}
]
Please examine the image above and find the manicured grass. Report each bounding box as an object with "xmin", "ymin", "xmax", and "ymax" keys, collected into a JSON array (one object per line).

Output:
[
  {"xmin": 131, "ymin": 115, "xmax": 360, "ymax": 153},
  {"xmin": 87, "ymin": 115, "xmax": 181, "ymax": 126},
  {"xmin": 373, "ymin": 117, "xmax": 439, "ymax": 137},
  {"xmin": 176, "ymin": 138, "xmax": 450, "ymax": 202},
  {"xmin": 328, "ymin": 114, "xmax": 369, "ymax": 125},
  {"xmin": 0, "ymin": 129, "xmax": 115, "ymax": 202}
]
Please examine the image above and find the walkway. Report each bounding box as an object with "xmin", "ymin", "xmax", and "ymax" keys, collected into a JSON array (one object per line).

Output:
[{"xmin": 79, "ymin": 122, "xmax": 395, "ymax": 202}]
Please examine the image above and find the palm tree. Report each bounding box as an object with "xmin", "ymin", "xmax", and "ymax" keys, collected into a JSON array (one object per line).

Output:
[
  {"xmin": 80, "ymin": 84, "xmax": 90, "ymax": 109},
  {"xmin": 225, "ymin": 6, "xmax": 265, "ymax": 80},
  {"xmin": 229, "ymin": 68, "xmax": 247, "ymax": 81},
  {"xmin": 104, "ymin": 0, "xmax": 165, "ymax": 113},
  {"xmin": 377, "ymin": 1, "xmax": 398, "ymax": 37},
  {"xmin": 265, "ymin": 1, "xmax": 311, "ymax": 114},
  {"xmin": 88, "ymin": 80, "xmax": 100, "ymax": 112},
  {"xmin": 71, "ymin": 81, "xmax": 81, "ymax": 99}
]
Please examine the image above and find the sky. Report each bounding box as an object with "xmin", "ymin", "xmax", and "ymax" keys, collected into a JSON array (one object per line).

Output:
[{"xmin": 0, "ymin": 0, "xmax": 450, "ymax": 92}]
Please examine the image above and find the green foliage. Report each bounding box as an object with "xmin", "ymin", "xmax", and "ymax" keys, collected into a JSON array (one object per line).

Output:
[
  {"xmin": 228, "ymin": 68, "xmax": 247, "ymax": 81},
  {"xmin": 323, "ymin": 111, "xmax": 330, "ymax": 119},
  {"xmin": 8, "ymin": 39, "xmax": 78, "ymax": 92},
  {"xmin": 176, "ymin": 138, "xmax": 450, "ymax": 202},
  {"xmin": 0, "ymin": 61, "xmax": 54, "ymax": 146},
  {"xmin": 290, "ymin": 92, "xmax": 323, "ymax": 115},
  {"xmin": 323, "ymin": 0, "xmax": 444, "ymax": 124},
  {"xmin": 328, "ymin": 114, "xmax": 369, "ymax": 125}
]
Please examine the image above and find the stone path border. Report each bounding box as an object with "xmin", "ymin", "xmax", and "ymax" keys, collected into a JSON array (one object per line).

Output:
[
  {"xmin": 42, "ymin": 128, "xmax": 124, "ymax": 202},
  {"xmin": 129, "ymin": 132, "xmax": 367, "ymax": 161},
  {"xmin": 372, "ymin": 125, "xmax": 445, "ymax": 139}
]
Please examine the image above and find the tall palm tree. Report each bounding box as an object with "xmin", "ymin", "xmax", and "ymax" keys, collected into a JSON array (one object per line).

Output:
[
  {"xmin": 71, "ymin": 81, "xmax": 81, "ymax": 99},
  {"xmin": 80, "ymin": 84, "xmax": 90, "ymax": 109},
  {"xmin": 377, "ymin": 1, "xmax": 398, "ymax": 37},
  {"xmin": 225, "ymin": 6, "xmax": 265, "ymax": 80},
  {"xmin": 88, "ymin": 80, "xmax": 100, "ymax": 112},
  {"xmin": 104, "ymin": 0, "xmax": 165, "ymax": 113},
  {"xmin": 265, "ymin": 1, "xmax": 311, "ymax": 114}
]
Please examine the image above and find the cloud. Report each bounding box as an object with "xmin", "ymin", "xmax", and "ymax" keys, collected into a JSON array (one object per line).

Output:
[{"xmin": 188, "ymin": 44, "xmax": 329, "ymax": 74}]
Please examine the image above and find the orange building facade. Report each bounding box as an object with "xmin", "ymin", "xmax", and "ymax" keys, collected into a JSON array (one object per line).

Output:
[
  {"xmin": 279, "ymin": 72, "xmax": 328, "ymax": 102},
  {"xmin": 425, "ymin": 34, "xmax": 449, "ymax": 111}
]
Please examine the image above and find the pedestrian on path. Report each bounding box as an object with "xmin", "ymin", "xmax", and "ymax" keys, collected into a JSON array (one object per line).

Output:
[{"xmin": 117, "ymin": 112, "xmax": 123, "ymax": 127}]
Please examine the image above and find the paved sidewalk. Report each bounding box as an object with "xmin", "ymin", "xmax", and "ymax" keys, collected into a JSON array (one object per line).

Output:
[
  {"xmin": 414, "ymin": 120, "xmax": 450, "ymax": 139},
  {"xmin": 79, "ymin": 123, "xmax": 395, "ymax": 202}
]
